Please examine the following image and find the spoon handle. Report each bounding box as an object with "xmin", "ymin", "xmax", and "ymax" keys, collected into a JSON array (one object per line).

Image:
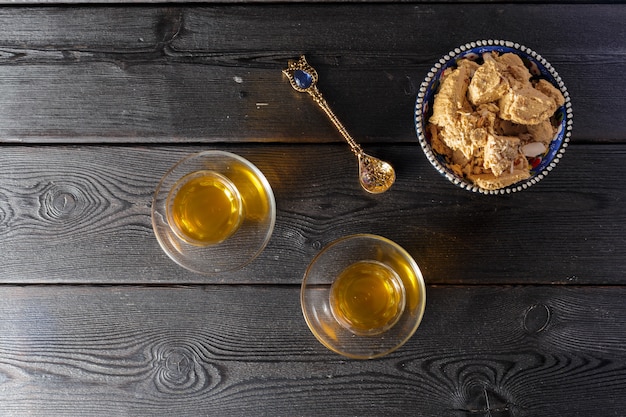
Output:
[
  {"xmin": 307, "ymin": 85, "xmax": 363, "ymax": 157},
  {"xmin": 283, "ymin": 56, "xmax": 363, "ymax": 157}
]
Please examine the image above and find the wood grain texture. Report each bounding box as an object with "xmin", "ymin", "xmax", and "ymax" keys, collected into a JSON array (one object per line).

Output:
[
  {"xmin": 0, "ymin": 5, "xmax": 623, "ymax": 142},
  {"xmin": 4, "ymin": 0, "xmax": 621, "ymax": 4},
  {"xmin": 0, "ymin": 144, "xmax": 624, "ymax": 285},
  {"xmin": 0, "ymin": 4, "xmax": 622, "ymax": 417},
  {"xmin": 0, "ymin": 285, "xmax": 624, "ymax": 416}
]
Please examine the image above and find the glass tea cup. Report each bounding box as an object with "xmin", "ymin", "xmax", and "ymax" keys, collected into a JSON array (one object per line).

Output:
[
  {"xmin": 301, "ymin": 234, "xmax": 426, "ymax": 359},
  {"xmin": 152, "ymin": 151, "xmax": 276, "ymax": 274}
]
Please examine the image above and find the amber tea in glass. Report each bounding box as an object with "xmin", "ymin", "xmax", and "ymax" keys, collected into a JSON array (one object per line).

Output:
[
  {"xmin": 301, "ymin": 234, "xmax": 426, "ymax": 359},
  {"xmin": 167, "ymin": 170, "xmax": 243, "ymax": 246},
  {"xmin": 329, "ymin": 260, "xmax": 406, "ymax": 336},
  {"xmin": 227, "ymin": 162, "xmax": 272, "ymax": 223}
]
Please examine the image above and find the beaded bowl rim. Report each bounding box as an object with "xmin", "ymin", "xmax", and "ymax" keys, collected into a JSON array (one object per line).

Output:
[{"xmin": 414, "ymin": 39, "xmax": 574, "ymax": 195}]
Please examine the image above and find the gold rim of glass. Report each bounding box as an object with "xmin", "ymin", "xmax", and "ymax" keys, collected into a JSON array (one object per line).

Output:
[
  {"xmin": 152, "ymin": 151, "xmax": 276, "ymax": 274},
  {"xmin": 301, "ymin": 234, "xmax": 426, "ymax": 359}
]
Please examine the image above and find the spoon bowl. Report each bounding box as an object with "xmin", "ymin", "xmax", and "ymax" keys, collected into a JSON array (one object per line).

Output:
[{"xmin": 358, "ymin": 152, "xmax": 396, "ymax": 194}]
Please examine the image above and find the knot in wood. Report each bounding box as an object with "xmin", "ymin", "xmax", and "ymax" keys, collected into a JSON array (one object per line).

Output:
[
  {"xmin": 462, "ymin": 384, "xmax": 514, "ymax": 416},
  {"xmin": 153, "ymin": 343, "xmax": 221, "ymax": 396},
  {"xmin": 164, "ymin": 348, "xmax": 191, "ymax": 379},
  {"xmin": 156, "ymin": 346, "xmax": 198, "ymax": 392},
  {"xmin": 523, "ymin": 304, "xmax": 551, "ymax": 334},
  {"xmin": 41, "ymin": 182, "xmax": 85, "ymax": 220}
]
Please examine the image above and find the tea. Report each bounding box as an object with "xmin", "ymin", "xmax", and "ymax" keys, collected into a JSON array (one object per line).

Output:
[
  {"xmin": 227, "ymin": 163, "xmax": 272, "ymax": 222},
  {"xmin": 329, "ymin": 260, "xmax": 406, "ymax": 335},
  {"xmin": 167, "ymin": 171, "xmax": 242, "ymax": 245}
]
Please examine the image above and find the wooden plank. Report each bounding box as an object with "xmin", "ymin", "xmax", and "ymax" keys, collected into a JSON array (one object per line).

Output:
[
  {"xmin": 0, "ymin": 5, "xmax": 623, "ymax": 142},
  {"xmin": 0, "ymin": 1, "xmax": 620, "ymax": 6},
  {"xmin": 0, "ymin": 144, "xmax": 624, "ymax": 285},
  {"xmin": 0, "ymin": 285, "xmax": 624, "ymax": 416},
  {"xmin": 0, "ymin": 7, "xmax": 167, "ymax": 49}
]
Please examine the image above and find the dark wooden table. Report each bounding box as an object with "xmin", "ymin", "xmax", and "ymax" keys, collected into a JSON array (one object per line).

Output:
[{"xmin": 1, "ymin": 1, "xmax": 625, "ymax": 416}]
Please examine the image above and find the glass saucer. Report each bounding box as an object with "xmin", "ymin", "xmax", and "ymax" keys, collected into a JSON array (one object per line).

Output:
[
  {"xmin": 301, "ymin": 234, "xmax": 426, "ymax": 359},
  {"xmin": 152, "ymin": 151, "xmax": 276, "ymax": 274}
]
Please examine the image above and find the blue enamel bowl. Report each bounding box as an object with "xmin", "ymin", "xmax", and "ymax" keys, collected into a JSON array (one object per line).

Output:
[{"xmin": 414, "ymin": 40, "xmax": 573, "ymax": 194}]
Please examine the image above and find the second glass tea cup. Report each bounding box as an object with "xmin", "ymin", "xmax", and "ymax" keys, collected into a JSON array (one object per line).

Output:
[{"xmin": 301, "ymin": 234, "xmax": 426, "ymax": 359}]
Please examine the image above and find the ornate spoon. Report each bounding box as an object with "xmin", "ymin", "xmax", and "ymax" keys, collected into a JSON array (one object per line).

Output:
[{"xmin": 283, "ymin": 55, "xmax": 395, "ymax": 194}]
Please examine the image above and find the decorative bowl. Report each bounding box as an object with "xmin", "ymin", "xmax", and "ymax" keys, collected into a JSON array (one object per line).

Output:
[{"xmin": 414, "ymin": 40, "xmax": 573, "ymax": 194}]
